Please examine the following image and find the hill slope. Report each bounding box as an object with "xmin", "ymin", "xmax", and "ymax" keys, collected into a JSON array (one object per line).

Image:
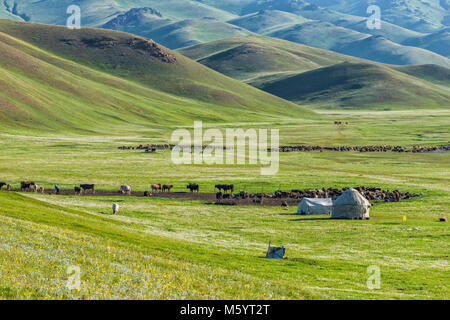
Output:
[
  {"xmin": 179, "ymin": 35, "xmax": 363, "ymax": 85},
  {"xmin": 259, "ymin": 62, "xmax": 450, "ymax": 109},
  {"xmin": 181, "ymin": 36, "xmax": 450, "ymax": 109},
  {"xmin": 0, "ymin": 20, "xmax": 315, "ymax": 132}
]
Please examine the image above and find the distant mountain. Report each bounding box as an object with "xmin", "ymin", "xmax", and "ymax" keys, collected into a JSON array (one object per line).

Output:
[
  {"xmin": 262, "ymin": 20, "xmax": 450, "ymax": 68},
  {"xmin": 403, "ymin": 28, "xmax": 450, "ymax": 58},
  {"xmin": 337, "ymin": 35, "xmax": 450, "ymax": 67},
  {"xmin": 0, "ymin": 0, "xmax": 449, "ymax": 69},
  {"xmin": 198, "ymin": 0, "xmax": 450, "ymax": 32},
  {"xmin": 302, "ymin": 0, "xmax": 450, "ymax": 32},
  {"xmin": 267, "ymin": 21, "xmax": 367, "ymax": 52},
  {"xmin": 0, "ymin": 0, "xmax": 236, "ymax": 26},
  {"xmin": 196, "ymin": 0, "xmax": 450, "ymax": 59},
  {"xmin": 0, "ymin": 20, "xmax": 313, "ymax": 132},
  {"xmin": 229, "ymin": 10, "xmax": 310, "ymax": 34},
  {"xmin": 181, "ymin": 36, "xmax": 450, "ymax": 109},
  {"xmin": 102, "ymin": 8, "xmax": 251, "ymax": 49}
]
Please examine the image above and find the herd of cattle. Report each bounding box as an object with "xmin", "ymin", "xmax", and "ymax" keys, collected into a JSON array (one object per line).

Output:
[
  {"xmin": 1, "ymin": 182, "xmax": 98, "ymax": 194},
  {"xmin": 118, "ymin": 144, "xmax": 449, "ymax": 154},
  {"xmin": 215, "ymin": 186, "xmax": 420, "ymax": 203},
  {"xmin": 1, "ymin": 181, "xmax": 419, "ymax": 204},
  {"xmin": 270, "ymin": 145, "xmax": 450, "ymax": 153}
]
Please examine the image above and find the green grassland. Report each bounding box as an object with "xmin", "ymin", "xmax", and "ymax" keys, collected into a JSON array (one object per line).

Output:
[
  {"xmin": 0, "ymin": 110, "xmax": 449, "ymax": 300},
  {"xmin": 0, "ymin": 20, "xmax": 448, "ymax": 300}
]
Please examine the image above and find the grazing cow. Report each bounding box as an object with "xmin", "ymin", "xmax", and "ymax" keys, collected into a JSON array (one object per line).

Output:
[
  {"xmin": 151, "ymin": 184, "xmax": 162, "ymax": 192},
  {"xmin": 21, "ymin": 181, "xmax": 35, "ymax": 191},
  {"xmin": 33, "ymin": 184, "xmax": 39, "ymax": 193},
  {"xmin": 120, "ymin": 185, "xmax": 131, "ymax": 195},
  {"xmin": 80, "ymin": 184, "xmax": 95, "ymax": 194},
  {"xmin": 162, "ymin": 185, "xmax": 173, "ymax": 192},
  {"xmin": 239, "ymin": 191, "xmax": 249, "ymax": 199},
  {"xmin": 0, "ymin": 182, "xmax": 6, "ymax": 190},
  {"xmin": 187, "ymin": 183, "xmax": 199, "ymax": 193},
  {"xmin": 144, "ymin": 191, "xmax": 152, "ymax": 197},
  {"xmin": 38, "ymin": 186, "xmax": 45, "ymax": 193},
  {"xmin": 74, "ymin": 186, "xmax": 82, "ymax": 195},
  {"xmin": 112, "ymin": 203, "xmax": 119, "ymax": 215},
  {"xmin": 216, "ymin": 192, "xmax": 223, "ymax": 201},
  {"xmin": 224, "ymin": 184, "xmax": 234, "ymax": 193},
  {"xmin": 215, "ymin": 184, "xmax": 234, "ymax": 193}
]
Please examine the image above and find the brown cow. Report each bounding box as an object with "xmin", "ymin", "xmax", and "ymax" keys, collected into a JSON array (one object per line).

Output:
[
  {"xmin": 151, "ymin": 184, "xmax": 162, "ymax": 192},
  {"xmin": 162, "ymin": 185, "xmax": 173, "ymax": 192}
]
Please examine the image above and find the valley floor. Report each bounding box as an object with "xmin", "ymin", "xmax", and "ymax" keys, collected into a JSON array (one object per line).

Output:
[{"xmin": 0, "ymin": 110, "xmax": 448, "ymax": 299}]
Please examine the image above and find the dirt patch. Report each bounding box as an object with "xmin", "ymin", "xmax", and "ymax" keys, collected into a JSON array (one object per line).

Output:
[{"xmin": 13, "ymin": 185, "xmax": 421, "ymax": 207}]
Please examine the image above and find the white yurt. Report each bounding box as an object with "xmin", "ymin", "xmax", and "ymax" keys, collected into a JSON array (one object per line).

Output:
[
  {"xmin": 297, "ymin": 198, "xmax": 333, "ymax": 215},
  {"xmin": 331, "ymin": 188, "xmax": 371, "ymax": 220}
]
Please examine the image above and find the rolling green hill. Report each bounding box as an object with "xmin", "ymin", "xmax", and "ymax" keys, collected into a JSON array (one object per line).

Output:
[
  {"xmin": 181, "ymin": 36, "xmax": 450, "ymax": 109},
  {"xmin": 0, "ymin": 20, "xmax": 315, "ymax": 132},
  {"xmin": 259, "ymin": 62, "xmax": 450, "ymax": 109},
  {"xmin": 394, "ymin": 64, "xmax": 450, "ymax": 86},
  {"xmin": 179, "ymin": 35, "xmax": 363, "ymax": 85}
]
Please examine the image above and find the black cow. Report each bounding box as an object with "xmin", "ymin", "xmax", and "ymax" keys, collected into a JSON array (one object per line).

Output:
[
  {"xmin": 215, "ymin": 184, "xmax": 234, "ymax": 193},
  {"xmin": 0, "ymin": 182, "xmax": 6, "ymax": 190},
  {"xmin": 187, "ymin": 183, "xmax": 199, "ymax": 193},
  {"xmin": 80, "ymin": 184, "xmax": 95, "ymax": 194},
  {"xmin": 21, "ymin": 181, "xmax": 35, "ymax": 191}
]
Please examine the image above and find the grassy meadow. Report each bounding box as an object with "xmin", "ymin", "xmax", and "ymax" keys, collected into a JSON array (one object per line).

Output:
[{"xmin": 0, "ymin": 110, "xmax": 448, "ymax": 300}]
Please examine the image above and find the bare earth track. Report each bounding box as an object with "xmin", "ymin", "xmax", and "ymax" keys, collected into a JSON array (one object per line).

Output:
[{"xmin": 11, "ymin": 187, "xmax": 420, "ymax": 207}]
